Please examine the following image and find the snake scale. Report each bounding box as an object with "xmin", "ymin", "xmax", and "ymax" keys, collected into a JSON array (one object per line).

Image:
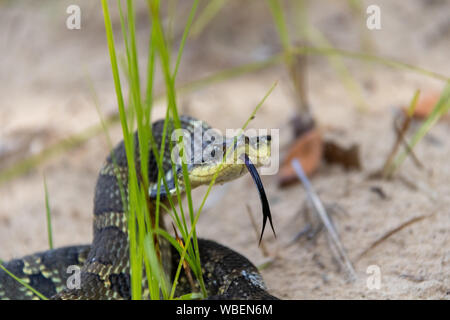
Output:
[{"xmin": 0, "ymin": 116, "xmax": 278, "ymax": 300}]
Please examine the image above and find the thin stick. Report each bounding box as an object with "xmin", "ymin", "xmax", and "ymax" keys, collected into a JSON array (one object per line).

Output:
[
  {"xmin": 394, "ymin": 120, "xmax": 424, "ymax": 170},
  {"xmin": 382, "ymin": 90, "xmax": 420, "ymax": 178},
  {"xmin": 356, "ymin": 214, "xmax": 432, "ymax": 261},
  {"xmin": 291, "ymin": 159, "xmax": 357, "ymax": 281}
]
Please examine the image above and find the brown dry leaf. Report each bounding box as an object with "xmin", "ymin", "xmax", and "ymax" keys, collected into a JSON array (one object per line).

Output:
[
  {"xmin": 323, "ymin": 140, "xmax": 361, "ymax": 171},
  {"xmin": 278, "ymin": 127, "xmax": 323, "ymax": 187},
  {"xmin": 402, "ymin": 90, "xmax": 440, "ymax": 119}
]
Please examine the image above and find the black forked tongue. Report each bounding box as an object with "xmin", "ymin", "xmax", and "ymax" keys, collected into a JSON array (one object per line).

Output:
[{"xmin": 243, "ymin": 154, "xmax": 276, "ymax": 245}]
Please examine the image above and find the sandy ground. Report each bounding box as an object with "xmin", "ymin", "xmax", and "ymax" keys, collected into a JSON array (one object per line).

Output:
[{"xmin": 0, "ymin": 0, "xmax": 449, "ymax": 299}]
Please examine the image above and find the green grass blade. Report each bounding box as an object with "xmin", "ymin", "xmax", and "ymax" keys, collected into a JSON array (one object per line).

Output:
[
  {"xmin": 0, "ymin": 262, "xmax": 48, "ymax": 300},
  {"xmin": 169, "ymin": 81, "xmax": 277, "ymax": 299},
  {"xmin": 174, "ymin": 292, "xmax": 203, "ymax": 300},
  {"xmin": 266, "ymin": 0, "xmax": 290, "ymax": 52},
  {"xmin": 292, "ymin": 46, "xmax": 449, "ymax": 82},
  {"xmin": 149, "ymin": 0, "xmax": 207, "ymax": 297},
  {"xmin": 172, "ymin": 0, "xmax": 199, "ymax": 79},
  {"xmin": 391, "ymin": 82, "xmax": 450, "ymax": 173},
  {"xmin": 305, "ymin": 28, "xmax": 368, "ymax": 110},
  {"xmin": 290, "ymin": 1, "xmax": 367, "ymax": 110},
  {"xmin": 190, "ymin": 0, "xmax": 226, "ymax": 38},
  {"xmin": 2, "ymin": 44, "xmax": 448, "ymax": 186},
  {"xmin": 143, "ymin": 234, "xmax": 170, "ymax": 298},
  {"xmin": 43, "ymin": 174, "xmax": 53, "ymax": 250},
  {"xmin": 102, "ymin": 0, "xmax": 144, "ymax": 300}
]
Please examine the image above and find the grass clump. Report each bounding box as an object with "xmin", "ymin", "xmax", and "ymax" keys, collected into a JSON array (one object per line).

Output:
[
  {"xmin": 390, "ymin": 83, "xmax": 450, "ymax": 175},
  {"xmin": 101, "ymin": 0, "xmax": 206, "ymax": 299},
  {"xmin": 102, "ymin": 0, "xmax": 278, "ymax": 300}
]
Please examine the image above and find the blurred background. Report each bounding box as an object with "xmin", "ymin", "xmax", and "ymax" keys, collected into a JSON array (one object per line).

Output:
[{"xmin": 0, "ymin": 0, "xmax": 449, "ymax": 299}]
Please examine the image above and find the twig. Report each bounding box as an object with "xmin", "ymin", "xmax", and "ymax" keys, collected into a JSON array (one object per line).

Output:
[
  {"xmin": 394, "ymin": 118, "xmax": 424, "ymax": 170},
  {"xmin": 291, "ymin": 158, "xmax": 357, "ymax": 281},
  {"xmin": 289, "ymin": 48, "xmax": 310, "ymax": 115},
  {"xmin": 382, "ymin": 90, "xmax": 420, "ymax": 178},
  {"xmin": 390, "ymin": 84, "xmax": 450, "ymax": 173},
  {"xmin": 356, "ymin": 214, "xmax": 432, "ymax": 261}
]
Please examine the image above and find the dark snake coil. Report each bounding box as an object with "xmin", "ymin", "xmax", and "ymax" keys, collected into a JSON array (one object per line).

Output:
[{"xmin": 0, "ymin": 116, "xmax": 278, "ymax": 300}]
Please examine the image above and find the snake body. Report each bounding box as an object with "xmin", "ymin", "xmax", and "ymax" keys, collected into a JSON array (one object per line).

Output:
[{"xmin": 0, "ymin": 116, "xmax": 277, "ymax": 300}]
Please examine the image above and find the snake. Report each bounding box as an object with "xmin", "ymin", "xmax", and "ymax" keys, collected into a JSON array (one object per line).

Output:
[{"xmin": 0, "ymin": 116, "xmax": 278, "ymax": 300}]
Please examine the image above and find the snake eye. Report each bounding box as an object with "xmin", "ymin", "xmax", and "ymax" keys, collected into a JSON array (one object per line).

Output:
[
  {"xmin": 256, "ymin": 135, "xmax": 271, "ymax": 143},
  {"xmin": 255, "ymin": 135, "xmax": 271, "ymax": 147},
  {"xmin": 222, "ymin": 143, "xmax": 228, "ymax": 155}
]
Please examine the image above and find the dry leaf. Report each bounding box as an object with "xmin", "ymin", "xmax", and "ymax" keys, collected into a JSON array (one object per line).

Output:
[
  {"xmin": 323, "ymin": 140, "xmax": 361, "ymax": 171},
  {"xmin": 278, "ymin": 127, "xmax": 322, "ymax": 187},
  {"xmin": 403, "ymin": 90, "xmax": 440, "ymax": 119}
]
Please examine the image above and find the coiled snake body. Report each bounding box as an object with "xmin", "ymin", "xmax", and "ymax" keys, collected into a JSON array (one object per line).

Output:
[{"xmin": 0, "ymin": 116, "xmax": 277, "ymax": 300}]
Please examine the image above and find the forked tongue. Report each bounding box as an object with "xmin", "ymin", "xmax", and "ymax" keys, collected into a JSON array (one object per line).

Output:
[{"xmin": 243, "ymin": 154, "xmax": 276, "ymax": 245}]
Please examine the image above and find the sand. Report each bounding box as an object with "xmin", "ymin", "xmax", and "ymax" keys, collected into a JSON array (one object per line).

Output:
[{"xmin": 0, "ymin": 0, "xmax": 448, "ymax": 299}]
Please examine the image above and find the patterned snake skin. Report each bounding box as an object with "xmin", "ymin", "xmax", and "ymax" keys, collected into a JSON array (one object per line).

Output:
[{"xmin": 0, "ymin": 116, "xmax": 278, "ymax": 300}]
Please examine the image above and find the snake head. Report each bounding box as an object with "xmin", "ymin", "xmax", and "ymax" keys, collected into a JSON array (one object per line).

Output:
[{"xmin": 176, "ymin": 134, "xmax": 272, "ymax": 189}]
